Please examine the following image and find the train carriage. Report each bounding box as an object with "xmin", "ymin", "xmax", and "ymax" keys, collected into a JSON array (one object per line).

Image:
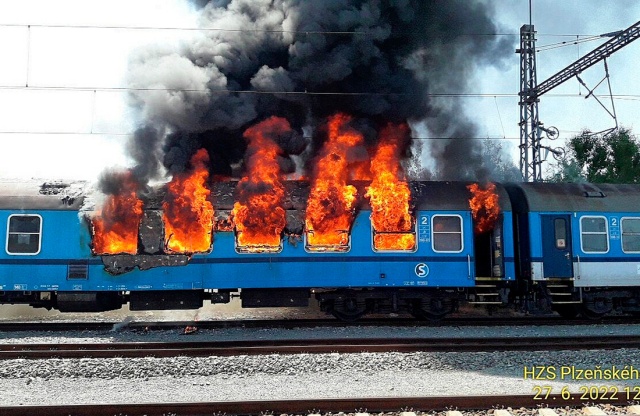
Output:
[
  {"xmin": 505, "ymin": 182, "xmax": 640, "ymax": 318},
  {"xmin": 0, "ymin": 180, "xmax": 514, "ymax": 321}
]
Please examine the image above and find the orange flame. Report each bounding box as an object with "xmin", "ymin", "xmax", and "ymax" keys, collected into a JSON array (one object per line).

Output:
[
  {"xmin": 365, "ymin": 123, "xmax": 415, "ymax": 250},
  {"xmin": 92, "ymin": 171, "xmax": 143, "ymax": 255},
  {"xmin": 467, "ymin": 182, "xmax": 500, "ymax": 234},
  {"xmin": 305, "ymin": 113, "xmax": 363, "ymax": 249},
  {"xmin": 349, "ymin": 158, "xmax": 372, "ymax": 181},
  {"xmin": 163, "ymin": 148, "xmax": 214, "ymax": 253},
  {"xmin": 231, "ymin": 117, "xmax": 289, "ymax": 252}
]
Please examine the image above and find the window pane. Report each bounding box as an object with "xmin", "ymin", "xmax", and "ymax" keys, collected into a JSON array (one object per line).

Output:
[
  {"xmin": 554, "ymin": 219, "xmax": 566, "ymax": 240},
  {"xmin": 581, "ymin": 217, "xmax": 606, "ymax": 233},
  {"xmin": 9, "ymin": 216, "xmax": 41, "ymax": 233},
  {"xmin": 7, "ymin": 233, "xmax": 40, "ymax": 254},
  {"xmin": 582, "ymin": 234, "xmax": 608, "ymax": 252},
  {"xmin": 623, "ymin": 235, "xmax": 640, "ymax": 252},
  {"xmin": 433, "ymin": 232, "xmax": 461, "ymax": 251},
  {"xmin": 433, "ymin": 216, "xmax": 461, "ymax": 232},
  {"xmin": 623, "ymin": 218, "xmax": 640, "ymax": 233}
]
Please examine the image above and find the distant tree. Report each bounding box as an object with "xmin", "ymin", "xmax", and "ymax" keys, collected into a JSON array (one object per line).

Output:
[
  {"xmin": 550, "ymin": 128, "xmax": 640, "ymax": 183},
  {"xmin": 481, "ymin": 139, "xmax": 522, "ymax": 182}
]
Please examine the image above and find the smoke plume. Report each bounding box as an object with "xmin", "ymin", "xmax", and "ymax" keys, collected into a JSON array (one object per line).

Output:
[{"xmin": 122, "ymin": 0, "xmax": 511, "ymax": 184}]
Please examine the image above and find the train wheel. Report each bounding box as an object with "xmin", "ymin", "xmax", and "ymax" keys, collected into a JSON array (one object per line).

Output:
[
  {"xmin": 582, "ymin": 297, "xmax": 611, "ymax": 320},
  {"xmin": 330, "ymin": 297, "xmax": 368, "ymax": 322},
  {"xmin": 581, "ymin": 306, "xmax": 606, "ymax": 320},
  {"xmin": 410, "ymin": 298, "xmax": 452, "ymax": 322},
  {"xmin": 410, "ymin": 309, "xmax": 448, "ymax": 322}
]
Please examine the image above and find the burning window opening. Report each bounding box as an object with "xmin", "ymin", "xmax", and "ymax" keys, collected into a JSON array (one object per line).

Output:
[
  {"xmin": 365, "ymin": 122, "xmax": 414, "ymax": 252},
  {"xmin": 231, "ymin": 117, "xmax": 290, "ymax": 254},
  {"xmin": 162, "ymin": 149, "xmax": 214, "ymax": 254},
  {"xmin": 90, "ymin": 172, "xmax": 144, "ymax": 256},
  {"xmin": 371, "ymin": 219, "xmax": 417, "ymax": 252},
  {"xmin": 467, "ymin": 182, "xmax": 500, "ymax": 234},
  {"xmin": 305, "ymin": 113, "xmax": 362, "ymax": 253},
  {"xmin": 234, "ymin": 231, "xmax": 284, "ymax": 254},
  {"xmin": 304, "ymin": 229, "xmax": 351, "ymax": 253}
]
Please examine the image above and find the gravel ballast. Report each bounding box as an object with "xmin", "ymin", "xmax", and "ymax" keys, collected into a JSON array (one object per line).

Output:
[
  {"xmin": 2, "ymin": 303, "xmax": 640, "ymax": 407},
  {"xmin": 1, "ymin": 348, "xmax": 639, "ymax": 405}
]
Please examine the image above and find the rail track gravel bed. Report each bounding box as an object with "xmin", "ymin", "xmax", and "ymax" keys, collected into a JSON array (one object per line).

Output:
[
  {"xmin": 2, "ymin": 335, "xmax": 640, "ymax": 359},
  {"xmin": 2, "ymin": 316, "xmax": 640, "ymax": 332},
  {"xmin": 1, "ymin": 316, "xmax": 639, "ymax": 409}
]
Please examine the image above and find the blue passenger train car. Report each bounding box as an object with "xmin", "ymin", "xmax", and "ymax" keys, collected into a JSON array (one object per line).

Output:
[
  {"xmin": 0, "ymin": 180, "xmax": 514, "ymax": 320},
  {"xmin": 506, "ymin": 182, "xmax": 640, "ymax": 318}
]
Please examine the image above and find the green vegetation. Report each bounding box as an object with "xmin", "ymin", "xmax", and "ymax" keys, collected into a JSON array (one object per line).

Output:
[{"xmin": 550, "ymin": 128, "xmax": 640, "ymax": 183}]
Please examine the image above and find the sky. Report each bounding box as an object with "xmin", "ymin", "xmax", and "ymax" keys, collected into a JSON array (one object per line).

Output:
[{"xmin": 0, "ymin": 0, "xmax": 639, "ymax": 181}]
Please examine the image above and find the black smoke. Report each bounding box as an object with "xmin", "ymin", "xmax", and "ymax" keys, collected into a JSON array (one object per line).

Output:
[{"xmin": 123, "ymin": 0, "xmax": 511, "ymax": 184}]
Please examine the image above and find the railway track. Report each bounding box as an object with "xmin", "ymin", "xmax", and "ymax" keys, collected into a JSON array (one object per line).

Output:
[
  {"xmin": 2, "ymin": 334, "xmax": 640, "ymax": 359},
  {"xmin": 1, "ymin": 315, "xmax": 640, "ymax": 332},
  {"xmin": 0, "ymin": 394, "xmax": 637, "ymax": 416}
]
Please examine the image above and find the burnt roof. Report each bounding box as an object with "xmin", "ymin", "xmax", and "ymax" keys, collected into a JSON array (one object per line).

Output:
[
  {"xmin": 0, "ymin": 180, "xmax": 511, "ymax": 213},
  {"xmin": 505, "ymin": 182, "xmax": 640, "ymax": 213},
  {"xmin": 0, "ymin": 181, "xmax": 86, "ymax": 210},
  {"xmin": 210, "ymin": 180, "xmax": 512, "ymax": 212}
]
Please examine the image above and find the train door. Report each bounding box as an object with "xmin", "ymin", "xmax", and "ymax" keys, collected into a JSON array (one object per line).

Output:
[{"xmin": 541, "ymin": 215, "xmax": 573, "ymax": 278}]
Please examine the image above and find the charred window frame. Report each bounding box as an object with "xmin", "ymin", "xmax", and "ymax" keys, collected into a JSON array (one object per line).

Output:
[
  {"xmin": 6, "ymin": 214, "xmax": 42, "ymax": 255},
  {"xmin": 304, "ymin": 229, "xmax": 351, "ymax": 253},
  {"xmin": 621, "ymin": 217, "xmax": 640, "ymax": 253},
  {"xmin": 431, "ymin": 215, "xmax": 463, "ymax": 253},
  {"xmin": 579, "ymin": 216, "xmax": 609, "ymax": 253},
  {"xmin": 370, "ymin": 218, "xmax": 417, "ymax": 253}
]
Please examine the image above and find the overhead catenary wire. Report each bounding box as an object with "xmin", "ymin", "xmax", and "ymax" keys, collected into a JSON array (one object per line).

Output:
[
  {"xmin": 2, "ymin": 84, "xmax": 640, "ymax": 100},
  {"xmin": 0, "ymin": 131, "xmax": 519, "ymax": 140},
  {"xmin": 0, "ymin": 22, "xmax": 608, "ymax": 37}
]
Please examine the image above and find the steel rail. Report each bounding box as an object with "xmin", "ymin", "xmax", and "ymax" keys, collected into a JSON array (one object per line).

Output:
[
  {"xmin": 0, "ymin": 394, "xmax": 632, "ymax": 416},
  {"xmin": 2, "ymin": 335, "xmax": 640, "ymax": 359},
  {"xmin": 1, "ymin": 315, "xmax": 639, "ymax": 332}
]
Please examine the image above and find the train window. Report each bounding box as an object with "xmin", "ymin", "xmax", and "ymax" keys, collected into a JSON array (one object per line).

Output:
[
  {"xmin": 622, "ymin": 218, "xmax": 640, "ymax": 253},
  {"xmin": 432, "ymin": 215, "xmax": 463, "ymax": 253},
  {"xmin": 580, "ymin": 216, "xmax": 608, "ymax": 253},
  {"xmin": 6, "ymin": 214, "xmax": 42, "ymax": 255},
  {"xmin": 554, "ymin": 219, "xmax": 567, "ymax": 249}
]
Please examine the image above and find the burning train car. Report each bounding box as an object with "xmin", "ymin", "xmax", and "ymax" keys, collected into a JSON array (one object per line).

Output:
[{"xmin": 0, "ymin": 178, "xmax": 515, "ymax": 320}]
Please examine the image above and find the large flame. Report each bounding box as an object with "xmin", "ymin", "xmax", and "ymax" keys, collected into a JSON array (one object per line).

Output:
[
  {"xmin": 231, "ymin": 117, "xmax": 289, "ymax": 252},
  {"xmin": 305, "ymin": 113, "xmax": 363, "ymax": 249},
  {"xmin": 467, "ymin": 182, "xmax": 500, "ymax": 234},
  {"xmin": 365, "ymin": 123, "xmax": 415, "ymax": 250},
  {"xmin": 92, "ymin": 171, "xmax": 143, "ymax": 255},
  {"xmin": 163, "ymin": 148, "xmax": 214, "ymax": 253}
]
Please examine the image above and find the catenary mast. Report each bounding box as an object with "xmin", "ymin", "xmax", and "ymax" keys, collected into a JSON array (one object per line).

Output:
[{"xmin": 518, "ymin": 19, "xmax": 640, "ymax": 182}]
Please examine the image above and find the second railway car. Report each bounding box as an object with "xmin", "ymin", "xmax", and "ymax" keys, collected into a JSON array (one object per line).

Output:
[{"xmin": 506, "ymin": 182, "xmax": 640, "ymax": 318}]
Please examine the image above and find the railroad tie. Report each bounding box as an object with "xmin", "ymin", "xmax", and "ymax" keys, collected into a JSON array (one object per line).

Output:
[
  {"xmin": 583, "ymin": 407, "xmax": 606, "ymax": 415},
  {"xmin": 538, "ymin": 409, "xmax": 559, "ymax": 416},
  {"xmin": 495, "ymin": 410, "xmax": 514, "ymax": 416},
  {"xmin": 629, "ymin": 405, "xmax": 640, "ymax": 415},
  {"xmin": 445, "ymin": 411, "xmax": 463, "ymax": 416}
]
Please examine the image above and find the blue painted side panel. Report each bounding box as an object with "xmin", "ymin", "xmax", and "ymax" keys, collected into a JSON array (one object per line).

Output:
[
  {"xmin": 0, "ymin": 209, "xmax": 480, "ymax": 291},
  {"xmin": 527, "ymin": 211, "xmax": 640, "ymax": 261},
  {"xmin": 502, "ymin": 211, "xmax": 516, "ymax": 281}
]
